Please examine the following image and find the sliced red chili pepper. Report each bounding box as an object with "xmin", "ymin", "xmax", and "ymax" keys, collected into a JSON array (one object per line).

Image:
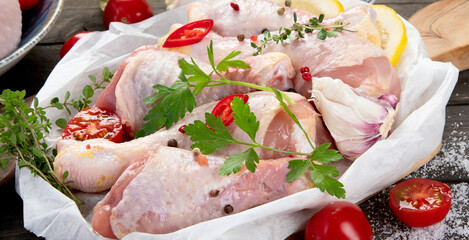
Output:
[
  {"xmin": 211, "ymin": 94, "xmax": 249, "ymax": 126},
  {"xmin": 163, "ymin": 19, "xmax": 214, "ymax": 48},
  {"xmin": 178, "ymin": 125, "xmax": 187, "ymax": 134},
  {"xmin": 250, "ymin": 35, "xmax": 258, "ymax": 42}
]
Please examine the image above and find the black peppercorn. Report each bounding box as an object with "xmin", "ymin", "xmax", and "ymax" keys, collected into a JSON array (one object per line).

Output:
[
  {"xmin": 237, "ymin": 34, "xmax": 245, "ymax": 42},
  {"xmin": 224, "ymin": 204, "xmax": 234, "ymax": 214},
  {"xmin": 167, "ymin": 139, "xmax": 178, "ymax": 147}
]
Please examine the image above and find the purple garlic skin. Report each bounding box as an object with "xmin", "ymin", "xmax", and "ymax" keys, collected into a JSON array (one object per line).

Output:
[{"xmin": 310, "ymin": 77, "xmax": 399, "ymax": 161}]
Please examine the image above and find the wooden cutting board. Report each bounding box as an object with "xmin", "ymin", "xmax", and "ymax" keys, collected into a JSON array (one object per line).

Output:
[{"xmin": 409, "ymin": 0, "xmax": 469, "ymax": 71}]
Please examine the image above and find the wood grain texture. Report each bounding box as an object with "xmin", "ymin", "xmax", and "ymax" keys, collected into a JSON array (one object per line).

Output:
[{"xmin": 409, "ymin": 0, "xmax": 469, "ymax": 71}]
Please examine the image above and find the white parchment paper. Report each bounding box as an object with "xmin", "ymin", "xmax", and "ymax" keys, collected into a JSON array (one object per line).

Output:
[{"xmin": 16, "ymin": 0, "xmax": 459, "ymax": 239}]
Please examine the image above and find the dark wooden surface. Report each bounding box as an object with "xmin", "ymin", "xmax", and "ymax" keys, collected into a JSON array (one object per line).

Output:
[{"xmin": 1, "ymin": 0, "xmax": 468, "ymax": 239}]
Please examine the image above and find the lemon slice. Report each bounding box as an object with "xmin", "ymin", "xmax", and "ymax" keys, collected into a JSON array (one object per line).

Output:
[
  {"xmin": 372, "ymin": 5, "xmax": 408, "ymax": 67},
  {"xmin": 270, "ymin": 0, "xmax": 344, "ymax": 17}
]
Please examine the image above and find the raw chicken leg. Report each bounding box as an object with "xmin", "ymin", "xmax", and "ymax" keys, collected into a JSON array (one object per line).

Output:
[
  {"xmin": 188, "ymin": 1, "xmax": 380, "ymax": 46},
  {"xmin": 55, "ymin": 92, "xmax": 331, "ymax": 192},
  {"xmin": 96, "ymin": 47, "xmax": 295, "ymax": 137},
  {"xmin": 92, "ymin": 146, "xmax": 312, "ymax": 238}
]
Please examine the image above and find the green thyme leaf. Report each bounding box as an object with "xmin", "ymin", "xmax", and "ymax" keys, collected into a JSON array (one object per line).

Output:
[{"xmin": 55, "ymin": 118, "xmax": 68, "ymax": 129}]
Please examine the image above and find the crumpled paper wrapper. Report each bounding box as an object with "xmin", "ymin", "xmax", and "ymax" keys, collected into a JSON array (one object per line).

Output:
[{"xmin": 16, "ymin": 0, "xmax": 459, "ymax": 239}]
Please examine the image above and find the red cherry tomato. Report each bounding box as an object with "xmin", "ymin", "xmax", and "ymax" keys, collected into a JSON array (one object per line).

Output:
[
  {"xmin": 211, "ymin": 94, "xmax": 249, "ymax": 126},
  {"xmin": 60, "ymin": 32, "xmax": 90, "ymax": 59},
  {"xmin": 389, "ymin": 178, "xmax": 452, "ymax": 228},
  {"xmin": 103, "ymin": 0, "xmax": 153, "ymax": 29},
  {"xmin": 62, "ymin": 107, "xmax": 124, "ymax": 143},
  {"xmin": 305, "ymin": 201, "xmax": 373, "ymax": 240},
  {"xmin": 19, "ymin": 0, "xmax": 40, "ymax": 11},
  {"xmin": 163, "ymin": 19, "xmax": 214, "ymax": 48}
]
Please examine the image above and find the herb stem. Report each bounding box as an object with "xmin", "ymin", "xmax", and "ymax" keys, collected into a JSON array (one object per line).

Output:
[{"xmin": 232, "ymin": 139, "xmax": 310, "ymax": 156}]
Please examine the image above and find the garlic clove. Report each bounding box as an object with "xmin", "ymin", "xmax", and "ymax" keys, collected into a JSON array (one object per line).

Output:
[{"xmin": 310, "ymin": 77, "xmax": 398, "ymax": 161}]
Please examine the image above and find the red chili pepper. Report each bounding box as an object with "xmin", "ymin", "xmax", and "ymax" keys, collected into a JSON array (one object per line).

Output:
[
  {"xmin": 250, "ymin": 35, "xmax": 258, "ymax": 42},
  {"xmin": 163, "ymin": 19, "xmax": 214, "ymax": 48},
  {"xmin": 230, "ymin": 2, "xmax": 240, "ymax": 11},
  {"xmin": 212, "ymin": 94, "xmax": 249, "ymax": 126},
  {"xmin": 86, "ymin": 144, "xmax": 91, "ymax": 150},
  {"xmin": 302, "ymin": 72, "xmax": 312, "ymax": 81},
  {"xmin": 178, "ymin": 125, "xmax": 187, "ymax": 134},
  {"xmin": 300, "ymin": 66, "xmax": 310, "ymax": 73}
]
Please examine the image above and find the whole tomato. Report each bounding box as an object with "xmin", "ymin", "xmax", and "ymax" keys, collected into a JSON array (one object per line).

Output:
[
  {"xmin": 19, "ymin": 0, "xmax": 41, "ymax": 11},
  {"xmin": 305, "ymin": 201, "xmax": 373, "ymax": 240},
  {"xmin": 60, "ymin": 31, "xmax": 90, "ymax": 59},
  {"xmin": 389, "ymin": 178, "xmax": 452, "ymax": 228},
  {"xmin": 103, "ymin": 0, "xmax": 153, "ymax": 29}
]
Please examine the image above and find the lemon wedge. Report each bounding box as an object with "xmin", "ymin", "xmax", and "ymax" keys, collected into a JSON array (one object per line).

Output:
[
  {"xmin": 270, "ymin": 0, "xmax": 344, "ymax": 17},
  {"xmin": 372, "ymin": 5, "xmax": 407, "ymax": 67}
]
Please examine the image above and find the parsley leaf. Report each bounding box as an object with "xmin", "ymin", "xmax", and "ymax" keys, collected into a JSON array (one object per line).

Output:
[
  {"xmin": 184, "ymin": 113, "xmax": 236, "ymax": 154},
  {"xmin": 310, "ymin": 163, "xmax": 345, "ymax": 199},
  {"xmin": 310, "ymin": 143, "xmax": 343, "ymax": 164},
  {"xmin": 219, "ymin": 148, "xmax": 259, "ymax": 175},
  {"xmin": 136, "ymin": 73, "xmax": 196, "ymax": 137},
  {"xmin": 231, "ymin": 97, "xmax": 259, "ymax": 142}
]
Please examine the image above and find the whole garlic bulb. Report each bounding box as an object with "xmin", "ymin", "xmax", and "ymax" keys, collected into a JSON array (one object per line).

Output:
[{"xmin": 310, "ymin": 77, "xmax": 398, "ymax": 161}]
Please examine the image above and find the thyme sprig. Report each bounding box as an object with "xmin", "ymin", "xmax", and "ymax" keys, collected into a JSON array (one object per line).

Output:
[
  {"xmin": 0, "ymin": 90, "xmax": 83, "ymax": 205},
  {"xmin": 45, "ymin": 67, "xmax": 113, "ymax": 128},
  {"xmin": 251, "ymin": 13, "xmax": 349, "ymax": 55}
]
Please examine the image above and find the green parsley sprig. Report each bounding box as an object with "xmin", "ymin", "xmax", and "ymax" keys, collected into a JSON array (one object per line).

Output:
[
  {"xmin": 251, "ymin": 13, "xmax": 348, "ymax": 55},
  {"xmin": 136, "ymin": 41, "xmax": 295, "ymax": 137},
  {"xmin": 184, "ymin": 94, "xmax": 345, "ymax": 198},
  {"xmin": 0, "ymin": 90, "xmax": 83, "ymax": 205}
]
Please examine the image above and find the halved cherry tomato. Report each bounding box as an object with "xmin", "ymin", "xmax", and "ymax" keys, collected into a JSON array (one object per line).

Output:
[
  {"xmin": 19, "ymin": 0, "xmax": 40, "ymax": 11},
  {"xmin": 305, "ymin": 201, "xmax": 373, "ymax": 240},
  {"xmin": 62, "ymin": 107, "xmax": 123, "ymax": 143},
  {"xmin": 162, "ymin": 19, "xmax": 214, "ymax": 48},
  {"xmin": 389, "ymin": 178, "xmax": 452, "ymax": 228},
  {"xmin": 60, "ymin": 32, "xmax": 90, "ymax": 59},
  {"xmin": 103, "ymin": 0, "xmax": 153, "ymax": 29},
  {"xmin": 211, "ymin": 94, "xmax": 249, "ymax": 126}
]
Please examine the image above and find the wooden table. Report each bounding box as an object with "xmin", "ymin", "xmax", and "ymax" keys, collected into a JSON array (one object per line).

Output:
[{"xmin": 1, "ymin": 0, "xmax": 468, "ymax": 239}]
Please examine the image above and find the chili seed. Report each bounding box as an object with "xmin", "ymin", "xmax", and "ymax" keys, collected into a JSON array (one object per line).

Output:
[
  {"xmin": 237, "ymin": 34, "xmax": 245, "ymax": 42},
  {"xmin": 230, "ymin": 2, "xmax": 240, "ymax": 11},
  {"xmin": 193, "ymin": 147, "xmax": 201, "ymax": 156},
  {"xmin": 224, "ymin": 204, "xmax": 234, "ymax": 214},
  {"xmin": 277, "ymin": 7, "xmax": 285, "ymax": 15},
  {"xmin": 285, "ymin": 0, "xmax": 292, "ymax": 7},
  {"xmin": 167, "ymin": 139, "xmax": 178, "ymax": 147},
  {"xmin": 209, "ymin": 189, "xmax": 220, "ymax": 197}
]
